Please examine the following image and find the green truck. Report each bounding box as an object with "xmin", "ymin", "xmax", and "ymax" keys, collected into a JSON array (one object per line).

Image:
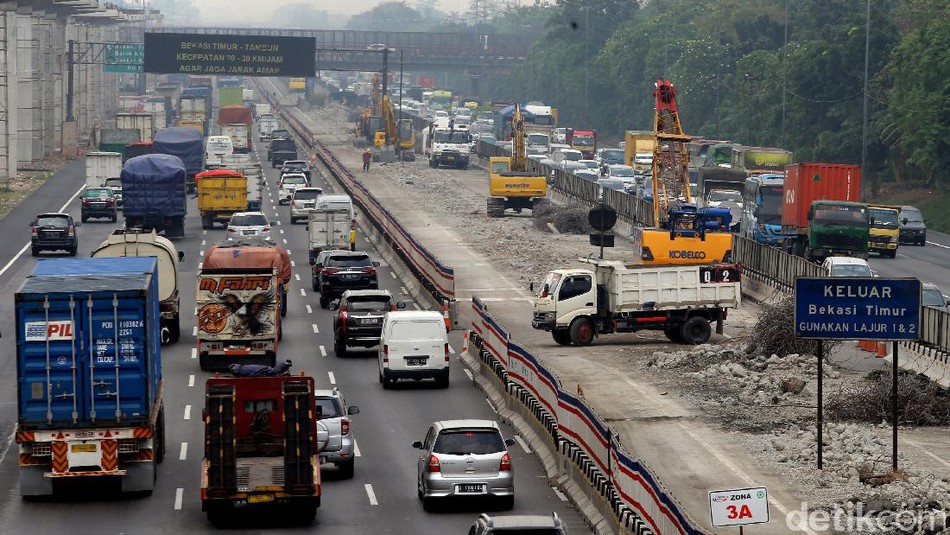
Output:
[{"xmin": 781, "ymin": 163, "xmax": 869, "ymax": 262}]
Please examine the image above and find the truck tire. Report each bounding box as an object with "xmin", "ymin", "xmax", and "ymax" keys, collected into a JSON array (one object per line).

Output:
[
  {"xmin": 168, "ymin": 314, "xmax": 181, "ymax": 343},
  {"xmin": 320, "ymin": 295, "xmax": 330, "ymax": 309},
  {"xmin": 295, "ymin": 503, "xmax": 318, "ymax": 525},
  {"xmin": 334, "ymin": 338, "xmax": 346, "ymax": 357},
  {"xmin": 886, "ymin": 249, "xmax": 897, "ymax": 259},
  {"xmin": 281, "ymin": 289, "xmax": 288, "ymax": 317},
  {"xmin": 679, "ymin": 316, "xmax": 712, "ymax": 345},
  {"xmin": 487, "ymin": 197, "xmax": 505, "ymax": 218},
  {"xmin": 552, "ymin": 330, "xmax": 572, "ymax": 345},
  {"xmin": 155, "ymin": 407, "xmax": 166, "ymax": 464},
  {"xmin": 198, "ymin": 352, "xmax": 211, "ymax": 371},
  {"xmin": 569, "ymin": 318, "xmax": 595, "ymax": 346},
  {"xmin": 664, "ymin": 326, "xmax": 683, "ymax": 343},
  {"xmin": 429, "ymin": 159, "xmax": 437, "ymax": 169}
]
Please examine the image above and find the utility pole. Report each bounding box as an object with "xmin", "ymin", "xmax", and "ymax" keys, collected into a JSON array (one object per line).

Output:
[
  {"xmin": 744, "ymin": 73, "xmax": 756, "ymax": 145},
  {"xmin": 781, "ymin": 0, "xmax": 788, "ymax": 147},
  {"xmin": 584, "ymin": 5, "xmax": 589, "ymax": 124},
  {"xmin": 381, "ymin": 48, "xmax": 389, "ymax": 145},
  {"xmin": 66, "ymin": 40, "xmax": 75, "ymax": 122},
  {"xmin": 859, "ymin": 0, "xmax": 871, "ymax": 202}
]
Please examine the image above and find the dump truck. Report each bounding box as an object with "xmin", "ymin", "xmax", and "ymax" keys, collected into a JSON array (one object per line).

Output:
[
  {"xmin": 201, "ymin": 374, "xmax": 321, "ymax": 525},
  {"xmin": 15, "ymin": 257, "xmax": 165, "ymax": 496},
  {"xmin": 196, "ymin": 169, "xmax": 248, "ymax": 229},
  {"xmin": 92, "ymin": 228, "xmax": 185, "ymax": 343},
  {"xmin": 152, "ymin": 126, "xmax": 204, "ymax": 193},
  {"xmin": 568, "ymin": 129, "xmax": 597, "ymax": 159},
  {"xmin": 624, "ymin": 130, "xmax": 654, "ymax": 173},
  {"xmin": 781, "ymin": 163, "xmax": 868, "ymax": 262},
  {"xmin": 122, "ymin": 154, "xmax": 188, "ymax": 239},
  {"xmin": 85, "ymin": 151, "xmax": 122, "ymax": 188},
  {"xmin": 531, "ymin": 257, "xmax": 741, "ymax": 346}
]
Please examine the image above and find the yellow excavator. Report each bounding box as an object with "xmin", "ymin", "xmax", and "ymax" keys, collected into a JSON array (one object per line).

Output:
[
  {"xmin": 634, "ymin": 79, "xmax": 733, "ymax": 264},
  {"xmin": 355, "ymin": 74, "xmax": 382, "ymax": 146},
  {"xmin": 487, "ymin": 103, "xmax": 548, "ymax": 217}
]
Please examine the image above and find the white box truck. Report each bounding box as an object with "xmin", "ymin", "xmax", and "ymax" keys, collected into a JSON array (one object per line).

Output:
[
  {"xmin": 532, "ymin": 258, "xmax": 741, "ymax": 345},
  {"xmin": 85, "ymin": 151, "xmax": 123, "ymax": 188},
  {"xmin": 222, "ymin": 123, "xmax": 251, "ymax": 154},
  {"xmin": 116, "ymin": 112, "xmax": 155, "ymax": 143}
]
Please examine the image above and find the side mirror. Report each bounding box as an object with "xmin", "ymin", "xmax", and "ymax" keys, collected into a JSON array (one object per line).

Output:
[
  {"xmin": 504, "ymin": 438, "xmax": 516, "ymax": 447},
  {"xmin": 347, "ymin": 406, "xmax": 360, "ymax": 415},
  {"xmin": 28, "ymin": 221, "xmax": 34, "ymax": 226},
  {"xmin": 177, "ymin": 251, "xmax": 185, "ymax": 262},
  {"xmin": 372, "ymin": 261, "xmax": 380, "ymax": 267},
  {"xmin": 396, "ymin": 301, "xmax": 407, "ymax": 310},
  {"xmin": 328, "ymin": 301, "xmax": 339, "ymax": 311},
  {"xmin": 74, "ymin": 222, "xmax": 82, "ymax": 227},
  {"xmin": 411, "ymin": 440, "xmax": 424, "ymax": 450}
]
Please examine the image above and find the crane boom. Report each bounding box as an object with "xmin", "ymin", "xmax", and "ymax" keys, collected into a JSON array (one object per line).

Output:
[
  {"xmin": 510, "ymin": 103, "xmax": 529, "ymax": 172},
  {"xmin": 651, "ymin": 79, "xmax": 693, "ymax": 226}
]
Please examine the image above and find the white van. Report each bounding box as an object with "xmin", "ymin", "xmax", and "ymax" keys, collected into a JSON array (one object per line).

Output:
[
  {"xmin": 316, "ymin": 193, "xmax": 355, "ymax": 220},
  {"xmin": 205, "ymin": 135, "xmax": 233, "ymax": 166},
  {"xmin": 378, "ymin": 311, "xmax": 449, "ymax": 388}
]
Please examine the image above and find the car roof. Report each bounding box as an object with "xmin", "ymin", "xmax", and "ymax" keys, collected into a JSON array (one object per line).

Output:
[
  {"xmin": 386, "ymin": 310, "xmax": 444, "ymax": 322},
  {"xmin": 313, "ymin": 387, "xmax": 343, "ymax": 399},
  {"xmin": 231, "ymin": 211, "xmax": 267, "ymax": 218},
  {"xmin": 318, "ymin": 194, "xmax": 352, "ymax": 202},
  {"xmin": 283, "ymin": 160, "xmax": 307, "ymax": 165},
  {"xmin": 482, "ymin": 514, "xmax": 561, "ymax": 528},
  {"xmin": 434, "ymin": 419, "xmax": 500, "ymax": 431},
  {"xmin": 825, "ymin": 256, "xmax": 869, "ymax": 266},
  {"xmin": 342, "ymin": 289, "xmax": 393, "ymax": 299},
  {"xmin": 281, "ymin": 172, "xmax": 307, "ymax": 178},
  {"xmin": 327, "ymin": 250, "xmax": 369, "ymax": 257},
  {"xmin": 922, "ymin": 282, "xmax": 940, "ymax": 291},
  {"xmin": 293, "ymin": 187, "xmax": 323, "ymax": 193},
  {"xmin": 36, "ymin": 212, "xmax": 71, "ymax": 218}
]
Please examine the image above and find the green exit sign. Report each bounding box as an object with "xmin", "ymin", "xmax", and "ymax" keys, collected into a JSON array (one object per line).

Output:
[
  {"xmin": 105, "ymin": 43, "xmax": 144, "ymax": 65},
  {"xmin": 105, "ymin": 64, "xmax": 143, "ymax": 73}
]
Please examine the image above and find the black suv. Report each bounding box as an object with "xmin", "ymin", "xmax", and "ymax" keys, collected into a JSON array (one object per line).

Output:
[
  {"xmin": 31, "ymin": 213, "xmax": 79, "ymax": 256},
  {"xmin": 315, "ymin": 251, "xmax": 380, "ymax": 309},
  {"xmin": 329, "ymin": 289, "xmax": 405, "ymax": 356},
  {"xmin": 899, "ymin": 205, "xmax": 927, "ymax": 245},
  {"xmin": 80, "ymin": 187, "xmax": 118, "ymax": 222},
  {"xmin": 468, "ymin": 513, "xmax": 566, "ymax": 535}
]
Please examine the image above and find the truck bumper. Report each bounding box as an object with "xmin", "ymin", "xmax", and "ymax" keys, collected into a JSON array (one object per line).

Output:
[
  {"xmin": 202, "ymin": 494, "xmax": 320, "ymax": 512},
  {"xmin": 432, "ymin": 154, "xmax": 469, "ymax": 167}
]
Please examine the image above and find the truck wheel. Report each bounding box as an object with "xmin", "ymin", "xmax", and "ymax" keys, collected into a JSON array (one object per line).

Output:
[
  {"xmin": 31, "ymin": 246, "xmax": 38, "ymax": 257},
  {"xmin": 281, "ymin": 290, "xmax": 288, "ymax": 317},
  {"xmin": 664, "ymin": 326, "xmax": 683, "ymax": 343},
  {"xmin": 168, "ymin": 315, "xmax": 181, "ymax": 343},
  {"xmin": 679, "ymin": 316, "xmax": 712, "ymax": 345},
  {"xmin": 294, "ymin": 503, "xmax": 318, "ymax": 525},
  {"xmin": 552, "ymin": 330, "xmax": 572, "ymax": 345},
  {"xmin": 198, "ymin": 352, "xmax": 211, "ymax": 371},
  {"xmin": 111, "ymin": 214, "xmax": 117, "ymax": 223},
  {"xmin": 312, "ymin": 278, "xmax": 319, "ymax": 292},
  {"xmin": 155, "ymin": 407, "xmax": 166, "ymax": 464},
  {"xmin": 320, "ymin": 295, "xmax": 330, "ymax": 309},
  {"xmin": 69, "ymin": 246, "xmax": 77, "ymax": 257},
  {"xmin": 487, "ymin": 197, "xmax": 505, "ymax": 218},
  {"xmin": 334, "ymin": 338, "xmax": 346, "ymax": 357},
  {"xmin": 569, "ymin": 318, "xmax": 595, "ymax": 346},
  {"xmin": 887, "ymin": 249, "xmax": 897, "ymax": 259},
  {"xmin": 429, "ymin": 159, "xmax": 437, "ymax": 168}
]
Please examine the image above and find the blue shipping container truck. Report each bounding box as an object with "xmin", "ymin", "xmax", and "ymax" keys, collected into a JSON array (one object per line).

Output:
[
  {"xmin": 122, "ymin": 153, "xmax": 188, "ymax": 239},
  {"xmin": 152, "ymin": 126, "xmax": 204, "ymax": 194},
  {"xmin": 15, "ymin": 257, "xmax": 164, "ymax": 496}
]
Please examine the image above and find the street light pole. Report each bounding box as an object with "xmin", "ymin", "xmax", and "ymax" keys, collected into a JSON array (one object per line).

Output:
[
  {"xmin": 859, "ymin": 0, "xmax": 871, "ymax": 202},
  {"xmin": 584, "ymin": 5, "xmax": 589, "ymax": 124},
  {"xmin": 744, "ymin": 73, "xmax": 756, "ymax": 145},
  {"xmin": 781, "ymin": 0, "xmax": 788, "ymax": 147}
]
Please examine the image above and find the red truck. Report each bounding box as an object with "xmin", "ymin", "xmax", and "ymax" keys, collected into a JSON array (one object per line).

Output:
[
  {"xmin": 781, "ymin": 163, "xmax": 869, "ymax": 262},
  {"xmin": 201, "ymin": 375, "xmax": 321, "ymax": 525},
  {"xmin": 566, "ymin": 129, "xmax": 597, "ymax": 159}
]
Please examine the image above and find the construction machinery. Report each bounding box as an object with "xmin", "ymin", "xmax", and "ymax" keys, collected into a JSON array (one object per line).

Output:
[
  {"xmin": 487, "ymin": 103, "xmax": 549, "ymax": 217},
  {"xmin": 634, "ymin": 79, "xmax": 733, "ymax": 265}
]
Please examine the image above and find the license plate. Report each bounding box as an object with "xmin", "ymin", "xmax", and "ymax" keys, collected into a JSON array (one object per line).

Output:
[
  {"xmin": 361, "ymin": 318, "xmax": 380, "ymax": 325},
  {"xmin": 243, "ymin": 230, "xmax": 255, "ymax": 235},
  {"xmin": 342, "ymin": 274, "xmax": 359, "ymax": 280},
  {"xmin": 446, "ymin": 156, "xmax": 455, "ymax": 160},
  {"xmin": 457, "ymin": 484, "xmax": 485, "ymax": 493},
  {"xmin": 247, "ymin": 494, "xmax": 274, "ymax": 504},
  {"xmin": 71, "ymin": 443, "xmax": 96, "ymax": 453},
  {"xmin": 406, "ymin": 356, "xmax": 427, "ymax": 366}
]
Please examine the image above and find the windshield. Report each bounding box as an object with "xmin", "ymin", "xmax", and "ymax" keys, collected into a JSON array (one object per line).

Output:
[
  {"xmin": 282, "ymin": 176, "xmax": 307, "ymax": 186},
  {"xmin": 756, "ymin": 185, "xmax": 783, "ymax": 224},
  {"xmin": 315, "ymin": 398, "xmax": 343, "ymax": 419},
  {"xmin": 230, "ymin": 214, "xmax": 268, "ymax": 226},
  {"xmin": 708, "ymin": 190, "xmax": 741, "ymax": 203},
  {"xmin": 36, "ymin": 216, "xmax": 69, "ymax": 227},
  {"xmin": 491, "ymin": 160, "xmax": 509, "ymax": 174},
  {"xmin": 901, "ymin": 208, "xmax": 923, "ymax": 223},
  {"xmin": 84, "ymin": 189, "xmax": 111, "ymax": 199},
  {"xmin": 814, "ymin": 205, "xmax": 867, "ymax": 227},
  {"xmin": 433, "ymin": 131, "xmax": 470, "ymax": 143},
  {"xmin": 527, "ymin": 134, "xmax": 549, "ymax": 145},
  {"xmin": 602, "ymin": 149, "xmax": 623, "ymax": 161},
  {"xmin": 923, "ymin": 288, "xmax": 945, "ymax": 307},
  {"xmin": 347, "ymin": 297, "xmax": 391, "ymax": 312},
  {"xmin": 293, "ymin": 189, "xmax": 321, "ymax": 201},
  {"xmin": 600, "ymin": 179, "xmax": 625, "ymax": 190},
  {"xmin": 830, "ymin": 264, "xmax": 872, "ymax": 277},
  {"xmin": 870, "ymin": 208, "xmax": 899, "ymax": 228},
  {"xmin": 537, "ymin": 272, "xmax": 562, "ymax": 298},
  {"xmin": 434, "ymin": 430, "xmax": 504, "ymax": 455},
  {"xmin": 579, "ymin": 161, "xmax": 599, "ymax": 169},
  {"xmin": 105, "ymin": 178, "xmax": 122, "ymax": 188},
  {"xmin": 284, "ymin": 162, "xmax": 306, "ymax": 170},
  {"xmin": 326, "ymin": 255, "xmax": 372, "ymax": 268},
  {"xmin": 610, "ymin": 167, "xmax": 635, "ymax": 177},
  {"xmin": 573, "ymin": 136, "xmax": 594, "ymax": 145}
]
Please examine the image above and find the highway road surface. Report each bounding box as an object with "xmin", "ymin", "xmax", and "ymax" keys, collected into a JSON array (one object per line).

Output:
[{"xmin": 0, "ymin": 144, "xmax": 591, "ymax": 533}]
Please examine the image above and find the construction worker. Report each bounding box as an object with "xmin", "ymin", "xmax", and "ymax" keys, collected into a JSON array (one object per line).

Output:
[{"xmin": 362, "ymin": 148, "xmax": 372, "ymax": 172}]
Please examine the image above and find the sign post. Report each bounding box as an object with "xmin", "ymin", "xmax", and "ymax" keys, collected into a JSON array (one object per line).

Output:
[
  {"xmin": 709, "ymin": 487, "xmax": 770, "ymax": 529},
  {"xmin": 794, "ymin": 277, "xmax": 921, "ymax": 471}
]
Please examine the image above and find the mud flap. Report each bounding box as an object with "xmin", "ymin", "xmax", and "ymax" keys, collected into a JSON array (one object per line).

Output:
[{"xmin": 19, "ymin": 465, "xmax": 53, "ymax": 497}]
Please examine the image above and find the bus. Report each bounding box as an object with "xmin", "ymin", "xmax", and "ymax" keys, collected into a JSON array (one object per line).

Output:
[{"xmin": 742, "ymin": 174, "xmax": 790, "ymax": 246}]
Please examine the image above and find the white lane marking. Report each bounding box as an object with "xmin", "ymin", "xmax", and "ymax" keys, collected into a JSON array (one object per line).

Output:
[
  {"xmin": 179, "ymin": 442, "xmax": 188, "ymax": 461},
  {"xmin": 319, "ymin": 345, "xmax": 327, "ymax": 357},
  {"xmin": 174, "ymin": 487, "xmax": 184, "ymax": 510},
  {"xmin": 0, "ymin": 429, "xmax": 17, "ymax": 467},
  {"xmin": 194, "ymin": 307, "xmax": 197, "ymax": 316},
  {"xmin": 328, "ymin": 371, "xmax": 336, "ymax": 385},
  {"xmin": 412, "ymin": 303, "xmax": 421, "ymax": 310},
  {"xmin": 287, "ymin": 249, "xmax": 292, "ymax": 256},
  {"xmin": 0, "ymin": 185, "xmax": 84, "ymax": 278},
  {"xmin": 312, "ymin": 323, "xmax": 319, "ymax": 334},
  {"xmin": 279, "ymin": 228, "xmax": 284, "ymax": 234},
  {"xmin": 202, "ymin": 230, "xmax": 207, "ymax": 235},
  {"xmin": 514, "ymin": 436, "xmax": 532, "ymax": 454},
  {"xmin": 306, "ymin": 304, "xmax": 313, "ymax": 314},
  {"xmin": 192, "ymin": 327, "xmax": 198, "ymax": 337},
  {"xmin": 400, "ymin": 286, "xmax": 408, "ymax": 294},
  {"xmin": 188, "ymin": 374, "xmax": 195, "ymax": 387},
  {"xmin": 353, "ymin": 439, "xmax": 361, "ymax": 457},
  {"xmin": 295, "ymin": 273, "xmax": 300, "ymax": 281},
  {"xmin": 290, "ymin": 260, "xmax": 296, "ymax": 267},
  {"xmin": 201, "ymin": 239, "xmax": 206, "ymax": 246},
  {"xmin": 282, "ymin": 238, "xmax": 288, "ymax": 245},
  {"xmin": 389, "ymin": 272, "xmax": 396, "ymax": 279},
  {"xmin": 553, "ymin": 487, "xmax": 568, "ymax": 501},
  {"xmin": 364, "ymin": 484, "xmax": 378, "ymax": 506},
  {"xmin": 300, "ymin": 288, "xmax": 306, "ymax": 296},
  {"xmin": 191, "ymin": 348, "xmax": 197, "ymax": 359},
  {"xmin": 183, "ymin": 405, "xmax": 192, "ymax": 420},
  {"xmin": 448, "ymin": 345, "xmax": 455, "ymax": 354},
  {"xmin": 927, "ymin": 240, "xmax": 949, "ymax": 249},
  {"xmin": 198, "ymin": 261, "xmax": 203, "ymax": 270},
  {"xmin": 485, "ymin": 398, "xmax": 498, "ymax": 414},
  {"xmin": 464, "ymin": 369, "xmax": 474, "ymax": 381}
]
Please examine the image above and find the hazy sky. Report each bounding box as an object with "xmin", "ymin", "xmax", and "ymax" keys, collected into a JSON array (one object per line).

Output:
[{"xmin": 188, "ymin": 0, "xmax": 476, "ymax": 24}]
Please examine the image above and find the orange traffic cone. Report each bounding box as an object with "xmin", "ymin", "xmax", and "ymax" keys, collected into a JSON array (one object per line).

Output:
[{"xmin": 876, "ymin": 342, "xmax": 889, "ymax": 358}]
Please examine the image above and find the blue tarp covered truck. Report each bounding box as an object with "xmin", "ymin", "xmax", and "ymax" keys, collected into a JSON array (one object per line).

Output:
[
  {"xmin": 14, "ymin": 257, "xmax": 165, "ymax": 496},
  {"xmin": 121, "ymin": 154, "xmax": 188, "ymax": 239},
  {"xmin": 152, "ymin": 126, "xmax": 204, "ymax": 193}
]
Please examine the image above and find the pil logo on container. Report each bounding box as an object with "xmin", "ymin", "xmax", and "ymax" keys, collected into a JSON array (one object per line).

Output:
[{"xmin": 24, "ymin": 321, "xmax": 74, "ymax": 342}]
